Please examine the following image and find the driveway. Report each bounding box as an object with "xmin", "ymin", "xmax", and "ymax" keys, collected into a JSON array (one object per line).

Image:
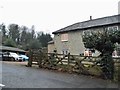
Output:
[{"xmin": 1, "ymin": 61, "xmax": 119, "ymax": 88}]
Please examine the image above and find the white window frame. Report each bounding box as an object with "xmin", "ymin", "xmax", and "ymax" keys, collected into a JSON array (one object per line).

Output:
[
  {"xmin": 62, "ymin": 49, "xmax": 69, "ymax": 55},
  {"xmin": 107, "ymin": 26, "xmax": 118, "ymax": 31},
  {"xmin": 61, "ymin": 33, "xmax": 68, "ymax": 42}
]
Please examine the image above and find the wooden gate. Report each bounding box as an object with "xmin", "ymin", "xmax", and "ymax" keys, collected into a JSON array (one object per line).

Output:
[{"xmin": 27, "ymin": 49, "xmax": 120, "ymax": 79}]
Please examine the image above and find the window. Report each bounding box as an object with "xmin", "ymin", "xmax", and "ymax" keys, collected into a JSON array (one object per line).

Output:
[
  {"xmin": 107, "ymin": 26, "xmax": 118, "ymax": 31},
  {"xmin": 82, "ymin": 30, "xmax": 92, "ymax": 36},
  {"xmin": 62, "ymin": 49, "xmax": 69, "ymax": 55},
  {"xmin": 61, "ymin": 33, "xmax": 68, "ymax": 41},
  {"xmin": 84, "ymin": 49, "xmax": 92, "ymax": 56}
]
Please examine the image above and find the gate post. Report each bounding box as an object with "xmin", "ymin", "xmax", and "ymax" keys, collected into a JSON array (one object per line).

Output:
[
  {"xmin": 28, "ymin": 49, "xmax": 33, "ymax": 67},
  {"xmin": 68, "ymin": 53, "xmax": 70, "ymax": 66},
  {"xmin": 38, "ymin": 50, "xmax": 42, "ymax": 68}
]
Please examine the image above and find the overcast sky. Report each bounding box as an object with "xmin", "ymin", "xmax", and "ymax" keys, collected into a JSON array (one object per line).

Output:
[{"xmin": 0, "ymin": 0, "xmax": 119, "ymax": 35}]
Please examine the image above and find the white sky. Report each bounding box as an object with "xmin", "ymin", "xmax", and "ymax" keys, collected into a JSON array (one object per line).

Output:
[{"xmin": 0, "ymin": 0, "xmax": 120, "ymax": 35}]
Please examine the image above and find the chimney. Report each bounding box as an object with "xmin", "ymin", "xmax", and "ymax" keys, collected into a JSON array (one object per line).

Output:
[{"xmin": 90, "ymin": 16, "xmax": 92, "ymax": 20}]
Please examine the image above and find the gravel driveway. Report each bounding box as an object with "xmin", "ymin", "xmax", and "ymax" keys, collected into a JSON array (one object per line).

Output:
[{"xmin": 1, "ymin": 61, "xmax": 119, "ymax": 88}]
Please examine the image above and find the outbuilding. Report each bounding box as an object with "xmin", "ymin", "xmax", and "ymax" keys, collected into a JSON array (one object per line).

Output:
[{"xmin": 0, "ymin": 46, "xmax": 26, "ymax": 54}]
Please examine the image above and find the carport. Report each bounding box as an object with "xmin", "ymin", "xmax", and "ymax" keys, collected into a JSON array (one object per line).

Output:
[{"xmin": 0, "ymin": 46, "xmax": 26, "ymax": 54}]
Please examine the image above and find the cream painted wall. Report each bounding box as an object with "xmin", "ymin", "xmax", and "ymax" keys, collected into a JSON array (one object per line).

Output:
[
  {"xmin": 48, "ymin": 43, "xmax": 55, "ymax": 53},
  {"xmin": 54, "ymin": 30, "xmax": 85, "ymax": 55},
  {"xmin": 52, "ymin": 25, "xmax": 119, "ymax": 55}
]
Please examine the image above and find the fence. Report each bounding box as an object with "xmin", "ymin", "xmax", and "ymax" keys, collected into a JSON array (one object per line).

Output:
[{"xmin": 27, "ymin": 49, "xmax": 120, "ymax": 80}]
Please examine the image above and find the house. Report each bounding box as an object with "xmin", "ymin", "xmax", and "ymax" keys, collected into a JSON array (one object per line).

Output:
[
  {"xmin": 48, "ymin": 14, "xmax": 120, "ymax": 56},
  {"xmin": 48, "ymin": 40, "xmax": 55, "ymax": 53}
]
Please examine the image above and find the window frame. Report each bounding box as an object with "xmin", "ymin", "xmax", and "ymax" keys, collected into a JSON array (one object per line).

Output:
[{"xmin": 61, "ymin": 33, "xmax": 68, "ymax": 42}]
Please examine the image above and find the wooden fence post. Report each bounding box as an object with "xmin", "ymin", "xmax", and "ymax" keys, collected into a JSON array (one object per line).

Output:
[
  {"xmin": 68, "ymin": 53, "xmax": 70, "ymax": 66},
  {"xmin": 27, "ymin": 50, "xmax": 33, "ymax": 67},
  {"xmin": 38, "ymin": 50, "xmax": 42, "ymax": 68}
]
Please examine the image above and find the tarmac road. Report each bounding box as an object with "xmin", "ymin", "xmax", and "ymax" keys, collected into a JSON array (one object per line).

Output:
[{"xmin": 1, "ymin": 61, "xmax": 119, "ymax": 88}]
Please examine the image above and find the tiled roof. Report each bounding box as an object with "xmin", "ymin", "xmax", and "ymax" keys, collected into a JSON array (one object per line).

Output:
[
  {"xmin": 0, "ymin": 46, "xmax": 26, "ymax": 52},
  {"xmin": 53, "ymin": 14, "xmax": 120, "ymax": 34}
]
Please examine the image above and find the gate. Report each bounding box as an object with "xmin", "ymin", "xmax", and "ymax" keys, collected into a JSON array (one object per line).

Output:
[{"xmin": 27, "ymin": 49, "xmax": 120, "ymax": 80}]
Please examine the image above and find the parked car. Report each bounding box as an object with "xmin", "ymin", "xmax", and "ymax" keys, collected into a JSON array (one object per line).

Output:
[
  {"xmin": 19, "ymin": 55, "xmax": 29, "ymax": 61},
  {"xmin": 0, "ymin": 52, "xmax": 2, "ymax": 60},
  {"xmin": 9, "ymin": 52, "xmax": 23, "ymax": 61}
]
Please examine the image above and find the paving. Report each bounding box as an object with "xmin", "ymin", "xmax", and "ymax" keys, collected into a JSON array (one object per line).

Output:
[{"xmin": 0, "ymin": 61, "xmax": 119, "ymax": 88}]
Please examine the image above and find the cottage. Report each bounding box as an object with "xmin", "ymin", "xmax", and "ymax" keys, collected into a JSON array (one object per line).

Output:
[{"xmin": 48, "ymin": 14, "xmax": 120, "ymax": 56}]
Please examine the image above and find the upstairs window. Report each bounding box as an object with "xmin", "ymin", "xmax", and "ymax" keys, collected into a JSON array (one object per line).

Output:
[
  {"xmin": 61, "ymin": 33, "xmax": 68, "ymax": 41},
  {"xmin": 107, "ymin": 26, "xmax": 118, "ymax": 31}
]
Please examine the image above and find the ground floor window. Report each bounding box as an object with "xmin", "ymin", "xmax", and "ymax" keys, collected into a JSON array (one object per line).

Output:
[{"xmin": 62, "ymin": 49, "xmax": 69, "ymax": 55}]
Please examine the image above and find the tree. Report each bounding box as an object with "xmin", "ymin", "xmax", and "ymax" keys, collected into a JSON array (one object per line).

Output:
[
  {"xmin": 29, "ymin": 39, "xmax": 41, "ymax": 49},
  {"xmin": 0, "ymin": 24, "xmax": 2, "ymax": 45},
  {"xmin": 82, "ymin": 28, "xmax": 120, "ymax": 79},
  {"xmin": 8, "ymin": 24, "xmax": 20, "ymax": 44},
  {"xmin": 0, "ymin": 23, "xmax": 52, "ymax": 50},
  {"xmin": 20, "ymin": 26, "xmax": 28, "ymax": 44},
  {"xmin": 19, "ymin": 25, "xmax": 42, "ymax": 50},
  {"xmin": 4, "ymin": 38, "xmax": 16, "ymax": 47},
  {"xmin": 37, "ymin": 32, "xmax": 52, "ymax": 47},
  {"xmin": 31, "ymin": 25, "xmax": 35, "ymax": 39},
  {"xmin": 0, "ymin": 23, "xmax": 9, "ymax": 45},
  {"xmin": 0, "ymin": 23, "xmax": 6, "ymax": 37}
]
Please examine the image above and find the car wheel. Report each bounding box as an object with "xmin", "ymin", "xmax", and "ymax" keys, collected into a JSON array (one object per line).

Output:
[
  {"xmin": 23, "ymin": 58, "xmax": 25, "ymax": 61},
  {"xmin": 11, "ymin": 57, "xmax": 15, "ymax": 61},
  {"xmin": 19, "ymin": 59, "xmax": 22, "ymax": 62}
]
